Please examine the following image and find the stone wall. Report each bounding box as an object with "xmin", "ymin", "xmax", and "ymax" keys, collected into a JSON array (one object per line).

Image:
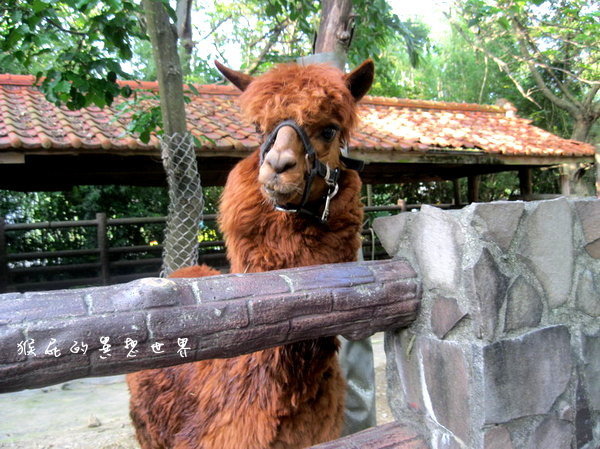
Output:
[{"xmin": 373, "ymin": 198, "xmax": 600, "ymax": 449}]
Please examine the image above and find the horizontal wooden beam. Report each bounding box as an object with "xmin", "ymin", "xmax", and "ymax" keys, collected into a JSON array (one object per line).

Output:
[
  {"xmin": 309, "ymin": 422, "xmax": 427, "ymax": 449},
  {"xmin": 0, "ymin": 259, "xmax": 420, "ymax": 393}
]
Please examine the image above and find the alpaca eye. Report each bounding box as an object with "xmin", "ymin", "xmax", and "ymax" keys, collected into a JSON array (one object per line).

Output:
[{"xmin": 320, "ymin": 126, "xmax": 338, "ymax": 142}]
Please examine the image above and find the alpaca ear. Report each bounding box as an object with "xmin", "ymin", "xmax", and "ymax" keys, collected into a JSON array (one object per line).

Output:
[
  {"xmin": 344, "ymin": 59, "xmax": 374, "ymax": 102},
  {"xmin": 214, "ymin": 61, "xmax": 254, "ymax": 92}
]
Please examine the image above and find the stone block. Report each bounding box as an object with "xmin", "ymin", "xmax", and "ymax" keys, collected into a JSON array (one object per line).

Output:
[
  {"xmin": 584, "ymin": 239, "xmax": 600, "ymax": 259},
  {"xmin": 484, "ymin": 426, "xmax": 514, "ymax": 449},
  {"xmin": 471, "ymin": 201, "xmax": 524, "ymax": 251},
  {"xmin": 410, "ymin": 205, "xmax": 464, "ymax": 292},
  {"xmin": 430, "ymin": 297, "xmax": 467, "ymax": 339},
  {"xmin": 372, "ymin": 213, "xmax": 412, "ymax": 257},
  {"xmin": 526, "ymin": 416, "xmax": 573, "ymax": 449},
  {"xmin": 519, "ymin": 198, "xmax": 573, "ymax": 308},
  {"xmin": 472, "ymin": 248, "xmax": 508, "ymax": 339},
  {"xmin": 574, "ymin": 200, "xmax": 600, "ymax": 245},
  {"xmin": 576, "ymin": 374, "xmax": 594, "ymax": 448},
  {"xmin": 385, "ymin": 330, "xmax": 426, "ymax": 415},
  {"xmin": 576, "ymin": 269, "xmax": 600, "ymax": 317},
  {"xmin": 483, "ymin": 326, "xmax": 572, "ymax": 424},
  {"xmin": 582, "ymin": 333, "xmax": 600, "ymax": 410},
  {"xmin": 420, "ymin": 337, "xmax": 471, "ymax": 443},
  {"xmin": 504, "ymin": 276, "xmax": 543, "ymax": 332}
]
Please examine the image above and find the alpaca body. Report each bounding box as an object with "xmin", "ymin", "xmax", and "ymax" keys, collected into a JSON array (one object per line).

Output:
[{"xmin": 128, "ymin": 61, "xmax": 373, "ymax": 449}]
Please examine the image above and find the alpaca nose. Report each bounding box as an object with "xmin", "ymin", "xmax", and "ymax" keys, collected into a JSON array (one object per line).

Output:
[{"xmin": 265, "ymin": 148, "xmax": 297, "ymax": 174}]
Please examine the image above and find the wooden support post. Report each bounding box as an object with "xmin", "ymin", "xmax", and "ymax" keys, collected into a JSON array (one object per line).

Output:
[
  {"xmin": 366, "ymin": 184, "xmax": 373, "ymax": 207},
  {"xmin": 0, "ymin": 258, "xmax": 420, "ymax": 393},
  {"xmin": 309, "ymin": 422, "xmax": 427, "ymax": 449},
  {"xmin": 519, "ymin": 168, "xmax": 533, "ymax": 198},
  {"xmin": 0, "ymin": 217, "xmax": 8, "ymax": 294},
  {"xmin": 452, "ymin": 179, "xmax": 462, "ymax": 206},
  {"xmin": 467, "ymin": 175, "xmax": 481, "ymax": 203},
  {"xmin": 96, "ymin": 213, "xmax": 109, "ymax": 285}
]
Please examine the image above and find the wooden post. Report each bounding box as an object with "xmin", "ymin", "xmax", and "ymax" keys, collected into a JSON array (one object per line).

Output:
[
  {"xmin": 366, "ymin": 184, "xmax": 373, "ymax": 207},
  {"xmin": 452, "ymin": 179, "xmax": 462, "ymax": 206},
  {"xmin": 519, "ymin": 168, "xmax": 533, "ymax": 198},
  {"xmin": 0, "ymin": 217, "xmax": 8, "ymax": 293},
  {"xmin": 96, "ymin": 213, "xmax": 109, "ymax": 285},
  {"xmin": 467, "ymin": 175, "xmax": 481, "ymax": 203},
  {"xmin": 560, "ymin": 164, "xmax": 571, "ymax": 196}
]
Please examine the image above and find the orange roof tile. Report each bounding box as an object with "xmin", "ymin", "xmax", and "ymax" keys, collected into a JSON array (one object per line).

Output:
[{"xmin": 0, "ymin": 74, "xmax": 594, "ymax": 159}]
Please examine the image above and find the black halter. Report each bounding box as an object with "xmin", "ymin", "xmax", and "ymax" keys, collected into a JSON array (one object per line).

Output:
[{"xmin": 259, "ymin": 119, "xmax": 364, "ymax": 224}]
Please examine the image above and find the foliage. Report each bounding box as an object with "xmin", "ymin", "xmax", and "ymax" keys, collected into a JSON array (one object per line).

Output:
[
  {"xmin": 452, "ymin": 0, "xmax": 600, "ymax": 142},
  {"xmin": 0, "ymin": 0, "xmax": 147, "ymax": 110}
]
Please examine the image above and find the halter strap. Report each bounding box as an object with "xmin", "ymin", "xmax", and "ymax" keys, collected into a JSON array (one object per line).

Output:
[{"xmin": 260, "ymin": 119, "xmax": 363, "ymax": 223}]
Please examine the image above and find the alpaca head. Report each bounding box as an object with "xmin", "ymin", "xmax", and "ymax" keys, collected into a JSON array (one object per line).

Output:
[{"xmin": 215, "ymin": 60, "xmax": 374, "ymax": 218}]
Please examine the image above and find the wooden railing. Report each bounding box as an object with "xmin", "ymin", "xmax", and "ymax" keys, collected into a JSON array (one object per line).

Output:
[{"xmin": 0, "ymin": 204, "xmax": 457, "ymax": 293}]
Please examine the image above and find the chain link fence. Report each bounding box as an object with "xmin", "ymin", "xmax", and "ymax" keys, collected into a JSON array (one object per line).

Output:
[{"xmin": 160, "ymin": 132, "xmax": 204, "ymax": 276}]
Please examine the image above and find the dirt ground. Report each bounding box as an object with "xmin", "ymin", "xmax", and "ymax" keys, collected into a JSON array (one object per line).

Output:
[{"xmin": 0, "ymin": 334, "xmax": 393, "ymax": 449}]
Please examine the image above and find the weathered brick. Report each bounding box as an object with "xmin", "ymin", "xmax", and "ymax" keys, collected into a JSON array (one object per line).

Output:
[
  {"xmin": 27, "ymin": 312, "xmax": 148, "ymax": 358},
  {"xmin": 196, "ymin": 322, "xmax": 290, "ymax": 359},
  {"xmin": 289, "ymin": 309, "xmax": 370, "ymax": 340},
  {"xmin": 0, "ymin": 327, "xmax": 26, "ymax": 364},
  {"xmin": 286, "ymin": 262, "xmax": 374, "ymax": 292},
  {"xmin": 0, "ymin": 353, "xmax": 90, "ymax": 393},
  {"xmin": 148, "ymin": 302, "xmax": 249, "ymax": 339},
  {"xmin": 333, "ymin": 280, "xmax": 417, "ymax": 311},
  {"xmin": 191, "ymin": 272, "xmax": 290, "ymax": 302},
  {"xmin": 483, "ymin": 326, "xmax": 572, "ymax": 424},
  {"xmin": 0, "ymin": 290, "xmax": 87, "ymax": 325},
  {"xmin": 368, "ymin": 259, "xmax": 417, "ymax": 282},
  {"xmin": 248, "ymin": 292, "xmax": 332, "ymax": 325},
  {"xmin": 92, "ymin": 278, "xmax": 184, "ymax": 313}
]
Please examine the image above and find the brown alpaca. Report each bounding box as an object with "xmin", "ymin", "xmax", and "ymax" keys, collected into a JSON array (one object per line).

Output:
[{"xmin": 127, "ymin": 60, "xmax": 374, "ymax": 449}]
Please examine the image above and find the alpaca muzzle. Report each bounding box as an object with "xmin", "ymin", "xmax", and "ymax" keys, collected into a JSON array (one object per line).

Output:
[{"xmin": 259, "ymin": 119, "xmax": 363, "ymax": 223}]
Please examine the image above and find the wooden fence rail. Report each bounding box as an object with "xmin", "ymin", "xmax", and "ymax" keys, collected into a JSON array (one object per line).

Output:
[{"xmin": 0, "ymin": 258, "xmax": 420, "ymax": 394}]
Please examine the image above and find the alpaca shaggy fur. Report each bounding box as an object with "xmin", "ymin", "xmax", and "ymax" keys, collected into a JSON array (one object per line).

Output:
[{"xmin": 127, "ymin": 60, "xmax": 373, "ymax": 449}]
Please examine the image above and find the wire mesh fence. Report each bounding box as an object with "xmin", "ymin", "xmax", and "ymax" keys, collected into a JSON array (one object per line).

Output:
[{"xmin": 160, "ymin": 132, "xmax": 204, "ymax": 276}]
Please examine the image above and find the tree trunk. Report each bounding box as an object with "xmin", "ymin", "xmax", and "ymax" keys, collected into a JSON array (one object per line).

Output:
[
  {"xmin": 313, "ymin": 0, "xmax": 354, "ymax": 67},
  {"xmin": 142, "ymin": 0, "xmax": 202, "ymax": 274},
  {"xmin": 569, "ymin": 115, "xmax": 596, "ymax": 196}
]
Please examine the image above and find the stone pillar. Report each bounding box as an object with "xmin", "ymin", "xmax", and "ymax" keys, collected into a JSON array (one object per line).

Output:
[{"xmin": 373, "ymin": 197, "xmax": 600, "ymax": 449}]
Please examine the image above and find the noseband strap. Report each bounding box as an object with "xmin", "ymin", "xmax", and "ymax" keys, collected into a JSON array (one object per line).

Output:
[{"xmin": 260, "ymin": 119, "xmax": 364, "ymax": 223}]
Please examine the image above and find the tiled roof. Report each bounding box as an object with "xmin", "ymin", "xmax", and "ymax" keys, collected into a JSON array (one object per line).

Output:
[{"xmin": 0, "ymin": 74, "xmax": 594, "ymax": 159}]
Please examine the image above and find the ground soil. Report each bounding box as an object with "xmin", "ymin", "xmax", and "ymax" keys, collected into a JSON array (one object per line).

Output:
[{"xmin": 0, "ymin": 334, "xmax": 393, "ymax": 448}]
